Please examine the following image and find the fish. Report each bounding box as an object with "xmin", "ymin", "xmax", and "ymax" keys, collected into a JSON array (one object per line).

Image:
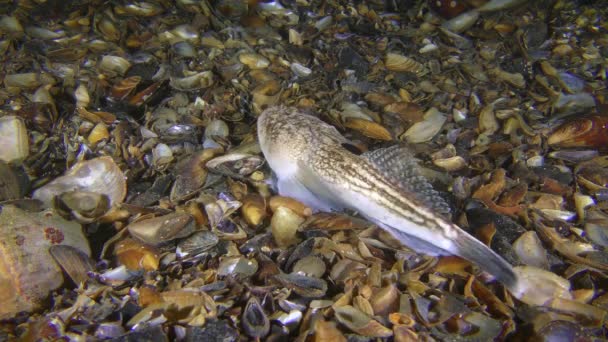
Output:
[{"xmin": 257, "ymin": 105, "xmax": 518, "ymax": 288}]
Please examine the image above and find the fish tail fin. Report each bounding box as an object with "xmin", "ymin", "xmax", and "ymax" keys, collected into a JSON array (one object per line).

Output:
[{"xmin": 451, "ymin": 231, "xmax": 518, "ymax": 289}]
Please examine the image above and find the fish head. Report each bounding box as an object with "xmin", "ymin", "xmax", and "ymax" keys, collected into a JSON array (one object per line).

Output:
[
  {"xmin": 257, "ymin": 106, "xmax": 346, "ymax": 179},
  {"xmin": 257, "ymin": 106, "xmax": 305, "ymax": 178}
]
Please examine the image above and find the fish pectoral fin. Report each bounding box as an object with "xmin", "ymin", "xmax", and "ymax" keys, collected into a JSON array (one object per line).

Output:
[
  {"xmin": 275, "ymin": 162, "xmax": 341, "ymax": 213},
  {"xmin": 293, "ymin": 161, "xmax": 345, "ymax": 212}
]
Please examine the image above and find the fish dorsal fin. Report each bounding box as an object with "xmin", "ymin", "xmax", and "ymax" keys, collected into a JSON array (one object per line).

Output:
[{"xmin": 361, "ymin": 145, "xmax": 452, "ymax": 218}]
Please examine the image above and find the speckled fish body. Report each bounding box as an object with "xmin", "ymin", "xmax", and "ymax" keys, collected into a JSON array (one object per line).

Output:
[{"xmin": 257, "ymin": 106, "xmax": 518, "ymax": 288}]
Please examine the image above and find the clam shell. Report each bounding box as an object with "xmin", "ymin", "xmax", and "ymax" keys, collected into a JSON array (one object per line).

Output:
[
  {"xmin": 0, "ymin": 205, "xmax": 90, "ymax": 318},
  {"xmin": 32, "ymin": 156, "xmax": 126, "ymax": 208}
]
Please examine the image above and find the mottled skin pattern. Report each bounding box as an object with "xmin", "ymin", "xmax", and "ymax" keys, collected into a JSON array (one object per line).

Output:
[{"xmin": 258, "ymin": 106, "xmax": 518, "ymax": 288}]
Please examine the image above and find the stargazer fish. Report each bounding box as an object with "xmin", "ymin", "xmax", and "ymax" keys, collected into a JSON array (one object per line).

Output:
[{"xmin": 257, "ymin": 106, "xmax": 518, "ymax": 288}]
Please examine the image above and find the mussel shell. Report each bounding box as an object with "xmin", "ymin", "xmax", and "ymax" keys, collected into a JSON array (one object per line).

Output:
[
  {"xmin": 242, "ymin": 297, "xmax": 270, "ymax": 338},
  {"xmin": 127, "ymin": 213, "xmax": 195, "ymax": 246},
  {"xmin": 49, "ymin": 245, "xmax": 96, "ymax": 285},
  {"xmin": 176, "ymin": 231, "xmax": 219, "ymax": 258},
  {"xmin": 273, "ymin": 273, "xmax": 327, "ymax": 298}
]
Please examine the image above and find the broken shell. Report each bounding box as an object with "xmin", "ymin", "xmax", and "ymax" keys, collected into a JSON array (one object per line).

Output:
[
  {"xmin": 385, "ymin": 53, "xmax": 427, "ymax": 77},
  {"xmin": 401, "ymin": 108, "xmax": 447, "ymax": 143},
  {"xmin": 274, "ymin": 273, "xmax": 327, "ymax": 298},
  {"xmin": 98, "ymin": 55, "xmax": 131, "ymax": 77},
  {"xmin": 205, "ymin": 195, "xmax": 242, "ymax": 229},
  {"xmin": 370, "ymin": 284, "xmax": 399, "ymax": 316},
  {"xmin": 176, "ymin": 231, "xmax": 219, "ymax": 259},
  {"xmin": 160, "ymin": 289, "xmax": 217, "ymax": 319},
  {"xmin": 513, "ymin": 231, "xmax": 549, "ymax": 269},
  {"xmin": 33, "ymin": 157, "xmax": 126, "ymax": 209},
  {"xmin": 217, "ymin": 257, "xmax": 258, "ymax": 278},
  {"xmin": 433, "ymin": 156, "xmax": 467, "ymax": 171},
  {"xmin": 269, "ymin": 196, "xmax": 312, "ymax": 217},
  {"xmin": 152, "ymin": 143, "xmax": 174, "ymax": 167},
  {"xmin": 0, "ymin": 205, "xmax": 90, "ymax": 319},
  {"xmin": 203, "ymin": 119, "xmax": 229, "ymax": 149},
  {"xmin": 343, "ymin": 118, "xmax": 393, "ymax": 141},
  {"xmin": 478, "ymin": 103, "xmax": 499, "ymax": 134},
  {"xmin": 239, "ymin": 53, "xmax": 270, "ymax": 69},
  {"xmin": 115, "ymin": 238, "xmax": 160, "ymax": 271},
  {"xmin": 488, "ymin": 67, "xmax": 526, "ymax": 88},
  {"xmin": 170, "ymin": 71, "xmax": 214, "ymax": 91},
  {"xmin": 353, "ymin": 296, "xmax": 374, "ymax": 316},
  {"xmin": 477, "ymin": 0, "xmax": 526, "ymax": 12},
  {"xmin": 271, "ymin": 206, "xmax": 304, "ymax": 248},
  {"xmin": 4, "ymin": 72, "xmax": 54, "ymax": 89},
  {"xmin": 110, "ymin": 76, "xmax": 141, "ymax": 100},
  {"xmin": 241, "ymin": 194, "xmax": 267, "ymax": 226},
  {"xmin": 0, "ymin": 16, "xmax": 23, "ymax": 34},
  {"xmin": 0, "ymin": 161, "xmax": 27, "ymax": 200},
  {"xmin": 510, "ymin": 266, "xmax": 572, "ymax": 307},
  {"xmin": 0, "ymin": 116, "xmax": 29, "ymax": 163},
  {"xmin": 252, "ymin": 80, "xmax": 282, "ymax": 114},
  {"xmin": 88, "ymin": 122, "xmax": 110, "ymax": 145},
  {"xmin": 55, "ymin": 191, "xmax": 111, "ymax": 223},
  {"xmin": 441, "ymin": 10, "xmax": 480, "ymax": 33},
  {"xmin": 290, "ymin": 62, "xmax": 312, "ymax": 77},
  {"xmin": 292, "ymin": 255, "xmax": 326, "ymax": 278},
  {"xmin": 127, "ymin": 213, "xmax": 195, "ymax": 246},
  {"xmin": 206, "ymin": 153, "xmax": 265, "ymax": 177},
  {"xmin": 49, "ymin": 245, "xmax": 95, "ymax": 286},
  {"xmin": 313, "ymin": 319, "xmax": 347, "ymax": 342},
  {"xmin": 585, "ymin": 210, "xmax": 608, "ymax": 248},
  {"xmin": 170, "ymin": 149, "xmax": 215, "ymax": 202},
  {"xmin": 334, "ymin": 305, "xmax": 392, "ymax": 337},
  {"xmin": 533, "ymin": 211, "xmax": 608, "ymax": 270},
  {"xmin": 393, "ymin": 325, "xmax": 419, "ymax": 342}
]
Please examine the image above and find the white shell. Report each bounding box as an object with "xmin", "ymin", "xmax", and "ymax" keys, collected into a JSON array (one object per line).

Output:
[
  {"xmin": 0, "ymin": 116, "xmax": 29, "ymax": 163},
  {"xmin": 33, "ymin": 156, "xmax": 126, "ymax": 208}
]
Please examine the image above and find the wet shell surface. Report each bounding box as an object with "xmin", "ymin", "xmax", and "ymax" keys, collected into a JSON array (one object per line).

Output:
[
  {"xmin": 0, "ymin": 205, "xmax": 90, "ymax": 318},
  {"xmin": 32, "ymin": 157, "xmax": 126, "ymax": 208}
]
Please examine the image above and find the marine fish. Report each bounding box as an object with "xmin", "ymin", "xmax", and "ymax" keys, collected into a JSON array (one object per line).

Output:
[{"xmin": 257, "ymin": 106, "xmax": 518, "ymax": 288}]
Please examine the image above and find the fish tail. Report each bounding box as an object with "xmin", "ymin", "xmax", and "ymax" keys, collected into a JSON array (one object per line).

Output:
[{"xmin": 451, "ymin": 230, "xmax": 518, "ymax": 288}]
